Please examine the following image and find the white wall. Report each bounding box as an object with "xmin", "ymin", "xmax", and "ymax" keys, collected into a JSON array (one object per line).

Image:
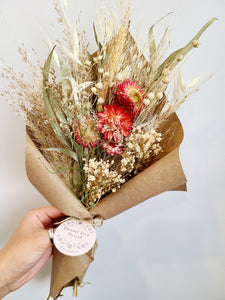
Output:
[{"xmin": 0, "ymin": 0, "xmax": 225, "ymax": 299}]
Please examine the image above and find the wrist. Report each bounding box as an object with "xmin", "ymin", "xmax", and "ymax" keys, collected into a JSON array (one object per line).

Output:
[
  {"xmin": 0, "ymin": 285, "xmax": 9, "ymax": 299},
  {"xmin": 0, "ymin": 249, "xmax": 10, "ymax": 298}
]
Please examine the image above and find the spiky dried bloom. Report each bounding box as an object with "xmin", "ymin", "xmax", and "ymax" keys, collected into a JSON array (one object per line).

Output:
[
  {"xmin": 74, "ymin": 116, "xmax": 100, "ymax": 148},
  {"xmin": 116, "ymin": 79, "xmax": 145, "ymax": 117}
]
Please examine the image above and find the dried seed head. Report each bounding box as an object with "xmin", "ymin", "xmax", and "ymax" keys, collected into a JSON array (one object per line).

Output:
[
  {"xmin": 162, "ymin": 68, "xmax": 170, "ymax": 76},
  {"xmin": 156, "ymin": 92, "xmax": 163, "ymax": 100},
  {"xmin": 97, "ymin": 55, "xmax": 103, "ymax": 61},
  {"xmin": 96, "ymin": 82, "xmax": 103, "ymax": 90},
  {"xmin": 147, "ymin": 92, "xmax": 155, "ymax": 100},
  {"xmin": 98, "ymin": 97, "xmax": 105, "ymax": 104},
  {"xmin": 192, "ymin": 39, "xmax": 200, "ymax": 48},
  {"xmin": 98, "ymin": 68, "xmax": 104, "ymax": 74},
  {"xmin": 103, "ymin": 72, "xmax": 111, "ymax": 79},
  {"xmin": 91, "ymin": 87, "xmax": 98, "ymax": 94},
  {"xmin": 177, "ymin": 54, "xmax": 184, "ymax": 61},
  {"xmin": 84, "ymin": 60, "xmax": 91, "ymax": 67},
  {"xmin": 143, "ymin": 98, "xmax": 150, "ymax": 106},
  {"xmin": 162, "ymin": 76, "xmax": 170, "ymax": 84}
]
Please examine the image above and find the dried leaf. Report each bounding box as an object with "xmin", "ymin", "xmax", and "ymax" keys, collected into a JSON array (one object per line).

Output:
[
  {"xmin": 43, "ymin": 48, "xmax": 71, "ymax": 148},
  {"xmin": 154, "ymin": 17, "xmax": 217, "ymax": 80},
  {"xmin": 45, "ymin": 147, "xmax": 78, "ymax": 161}
]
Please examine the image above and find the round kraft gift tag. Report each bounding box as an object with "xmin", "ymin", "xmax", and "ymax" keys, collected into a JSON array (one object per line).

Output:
[{"xmin": 53, "ymin": 219, "xmax": 97, "ymax": 256}]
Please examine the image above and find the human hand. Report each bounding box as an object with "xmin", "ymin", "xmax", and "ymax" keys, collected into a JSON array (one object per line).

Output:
[{"xmin": 0, "ymin": 206, "xmax": 64, "ymax": 298}]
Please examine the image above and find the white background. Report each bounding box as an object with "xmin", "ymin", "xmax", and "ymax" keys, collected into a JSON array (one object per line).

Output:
[{"xmin": 0, "ymin": 0, "xmax": 225, "ymax": 299}]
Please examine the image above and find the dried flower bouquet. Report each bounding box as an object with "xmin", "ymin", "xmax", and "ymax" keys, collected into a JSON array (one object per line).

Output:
[{"xmin": 1, "ymin": 0, "xmax": 216, "ymax": 298}]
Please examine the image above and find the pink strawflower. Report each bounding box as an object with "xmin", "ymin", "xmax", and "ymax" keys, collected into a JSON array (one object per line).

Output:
[
  {"xmin": 116, "ymin": 79, "xmax": 145, "ymax": 117},
  {"xmin": 97, "ymin": 104, "xmax": 133, "ymax": 142},
  {"xmin": 100, "ymin": 141, "xmax": 123, "ymax": 156}
]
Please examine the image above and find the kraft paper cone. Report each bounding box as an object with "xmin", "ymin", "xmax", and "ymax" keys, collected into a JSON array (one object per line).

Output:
[
  {"xmin": 25, "ymin": 112, "xmax": 186, "ymax": 298},
  {"xmin": 50, "ymin": 243, "xmax": 98, "ymax": 298},
  {"xmin": 25, "ymin": 133, "xmax": 96, "ymax": 299}
]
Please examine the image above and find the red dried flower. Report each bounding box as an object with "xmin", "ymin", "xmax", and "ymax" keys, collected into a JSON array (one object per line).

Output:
[
  {"xmin": 116, "ymin": 79, "xmax": 145, "ymax": 117},
  {"xmin": 97, "ymin": 104, "xmax": 133, "ymax": 142},
  {"xmin": 74, "ymin": 117, "xmax": 100, "ymax": 148},
  {"xmin": 100, "ymin": 141, "xmax": 123, "ymax": 156}
]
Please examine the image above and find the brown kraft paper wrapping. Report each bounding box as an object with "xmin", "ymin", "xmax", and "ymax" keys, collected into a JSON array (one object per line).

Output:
[{"xmin": 25, "ymin": 112, "xmax": 187, "ymax": 298}]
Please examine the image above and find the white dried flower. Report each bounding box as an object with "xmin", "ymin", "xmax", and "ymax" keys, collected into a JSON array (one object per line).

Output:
[
  {"xmin": 147, "ymin": 92, "xmax": 155, "ymax": 100},
  {"xmin": 96, "ymin": 82, "xmax": 103, "ymax": 90},
  {"xmin": 112, "ymin": 188, "xmax": 117, "ymax": 192},
  {"xmin": 98, "ymin": 68, "xmax": 104, "ymax": 74},
  {"xmin": 88, "ymin": 175, "xmax": 95, "ymax": 181},
  {"xmin": 156, "ymin": 92, "xmax": 163, "ymax": 100},
  {"xmin": 98, "ymin": 97, "xmax": 105, "ymax": 104},
  {"xmin": 91, "ymin": 87, "xmax": 98, "ymax": 94},
  {"xmin": 103, "ymin": 72, "xmax": 111, "ymax": 79},
  {"xmin": 116, "ymin": 73, "xmax": 123, "ymax": 81},
  {"xmin": 143, "ymin": 98, "xmax": 150, "ymax": 106},
  {"xmin": 162, "ymin": 76, "xmax": 170, "ymax": 84},
  {"xmin": 84, "ymin": 60, "xmax": 91, "ymax": 67},
  {"xmin": 97, "ymin": 55, "xmax": 103, "ymax": 61}
]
